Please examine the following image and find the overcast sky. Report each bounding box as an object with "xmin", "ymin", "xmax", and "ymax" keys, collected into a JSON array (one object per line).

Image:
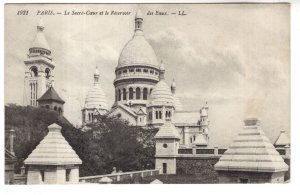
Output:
[{"xmin": 4, "ymin": 4, "xmax": 290, "ymax": 146}]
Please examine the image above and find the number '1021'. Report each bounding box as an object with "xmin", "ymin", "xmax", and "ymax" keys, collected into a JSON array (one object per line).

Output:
[{"xmin": 17, "ymin": 10, "xmax": 29, "ymax": 15}]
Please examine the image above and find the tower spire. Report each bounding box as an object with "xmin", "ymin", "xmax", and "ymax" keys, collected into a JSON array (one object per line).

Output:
[
  {"xmin": 135, "ymin": 8, "xmax": 143, "ymax": 33},
  {"xmin": 159, "ymin": 60, "xmax": 165, "ymax": 80},
  {"xmin": 94, "ymin": 66, "xmax": 100, "ymax": 84},
  {"xmin": 171, "ymin": 79, "xmax": 176, "ymax": 94},
  {"xmin": 37, "ymin": 18, "xmax": 45, "ymax": 31}
]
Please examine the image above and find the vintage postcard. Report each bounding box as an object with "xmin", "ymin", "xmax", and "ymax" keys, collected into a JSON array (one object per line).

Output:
[{"xmin": 4, "ymin": 3, "xmax": 290, "ymax": 184}]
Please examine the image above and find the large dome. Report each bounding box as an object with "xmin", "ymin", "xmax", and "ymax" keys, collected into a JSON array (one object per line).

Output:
[
  {"xmin": 117, "ymin": 34, "xmax": 159, "ymax": 68},
  {"xmin": 149, "ymin": 80, "xmax": 174, "ymax": 106},
  {"xmin": 85, "ymin": 84, "xmax": 108, "ymax": 110}
]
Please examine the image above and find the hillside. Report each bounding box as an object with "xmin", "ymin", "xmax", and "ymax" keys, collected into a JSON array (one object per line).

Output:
[{"xmin": 5, "ymin": 104, "xmax": 156, "ymax": 176}]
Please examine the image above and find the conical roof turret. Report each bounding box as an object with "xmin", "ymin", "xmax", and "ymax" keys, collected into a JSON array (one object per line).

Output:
[
  {"xmin": 24, "ymin": 123, "xmax": 82, "ymax": 165},
  {"xmin": 215, "ymin": 118, "xmax": 288, "ymax": 173}
]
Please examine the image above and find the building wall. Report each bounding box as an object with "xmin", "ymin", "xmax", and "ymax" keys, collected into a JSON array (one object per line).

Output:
[
  {"xmin": 176, "ymin": 157, "xmax": 219, "ymax": 177},
  {"xmin": 155, "ymin": 158, "xmax": 176, "ymax": 174},
  {"xmin": 26, "ymin": 165, "xmax": 79, "ymax": 184},
  {"xmin": 5, "ymin": 163, "xmax": 15, "ymax": 184},
  {"xmin": 217, "ymin": 170, "xmax": 285, "ymax": 183},
  {"xmin": 156, "ymin": 139, "xmax": 179, "ymax": 156}
]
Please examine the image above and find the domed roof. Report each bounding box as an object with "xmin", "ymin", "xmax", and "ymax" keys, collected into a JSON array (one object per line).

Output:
[
  {"xmin": 84, "ymin": 68, "xmax": 108, "ymax": 110},
  {"xmin": 149, "ymin": 80, "xmax": 174, "ymax": 106},
  {"xmin": 173, "ymin": 94, "xmax": 183, "ymax": 111},
  {"xmin": 85, "ymin": 84, "xmax": 108, "ymax": 110},
  {"xmin": 118, "ymin": 35, "xmax": 158, "ymax": 68},
  {"xmin": 117, "ymin": 9, "xmax": 158, "ymax": 69}
]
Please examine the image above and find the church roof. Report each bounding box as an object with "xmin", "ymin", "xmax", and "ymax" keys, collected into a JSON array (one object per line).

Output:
[
  {"xmin": 118, "ymin": 34, "xmax": 158, "ymax": 69},
  {"xmin": 215, "ymin": 118, "xmax": 288, "ymax": 173},
  {"xmin": 24, "ymin": 123, "xmax": 82, "ymax": 165},
  {"xmin": 31, "ymin": 19, "xmax": 51, "ymax": 51},
  {"xmin": 274, "ymin": 130, "xmax": 290, "ymax": 147},
  {"xmin": 110, "ymin": 103, "xmax": 137, "ymax": 118},
  {"xmin": 154, "ymin": 120, "xmax": 180, "ymax": 139},
  {"xmin": 149, "ymin": 80, "xmax": 174, "ymax": 107},
  {"xmin": 117, "ymin": 10, "xmax": 158, "ymax": 69},
  {"xmin": 37, "ymin": 86, "xmax": 65, "ymax": 104},
  {"xmin": 194, "ymin": 134, "xmax": 208, "ymax": 146},
  {"xmin": 85, "ymin": 84, "xmax": 108, "ymax": 110}
]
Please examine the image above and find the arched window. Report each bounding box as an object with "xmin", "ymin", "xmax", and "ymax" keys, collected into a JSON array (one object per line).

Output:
[
  {"xmin": 136, "ymin": 87, "xmax": 141, "ymax": 99},
  {"xmin": 169, "ymin": 111, "xmax": 172, "ymax": 118},
  {"xmin": 150, "ymin": 88, "xmax": 153, "ymax": 95},
  {"xmin": 143, "ymin": 88, "xmax": 148, "ymax": 100},
  {"xmin": 46, "ymin": 105, "xmax": 50, "ymax": 109},
  {"xmin": 159, "ymin": 111, "xmax": 162, "ymax": 119},
  {"xmin": 30, "ymin": 66, "xmax": 38, "ymax": 77},
  {"xmin": 118, "ymin": 89, "xmax": 121, "ymax": 101},
  {"xmin": 165, "ymin": 111, "xmax": 168, "ymax": 118},
  {"xmin": 155, "ymin": 111, "xmax": 158, "ymax": 119},
  {"xmin": 129, "ymin": 88, "xmax": 133, "ymax": 100},
  {"xmin": 123, "ymin": 88, "xmax": 127, "ymax": 100},
  {"xmin": 45, "ymin": 68, "xmax": 50, "ymax": 79}
]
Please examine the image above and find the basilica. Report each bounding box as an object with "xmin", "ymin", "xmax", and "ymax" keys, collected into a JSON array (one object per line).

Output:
[
  {"xmin": 82, "ymin": 9, "xmax": 210, "ymax": 148},
  {"xmin": 22, "ymin": 10, "xmax": 210, "ymax": 148}
]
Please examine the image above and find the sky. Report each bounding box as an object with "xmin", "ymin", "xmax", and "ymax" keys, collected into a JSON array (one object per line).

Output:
[{"xmin": 4, "ymin": 3, "xmax": 290, "ymax": 147}]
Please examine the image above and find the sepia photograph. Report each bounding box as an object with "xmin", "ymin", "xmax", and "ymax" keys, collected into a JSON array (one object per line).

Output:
[{"xmin": 3, "ymin": 2, "xmax": 291, "ymax": 185}]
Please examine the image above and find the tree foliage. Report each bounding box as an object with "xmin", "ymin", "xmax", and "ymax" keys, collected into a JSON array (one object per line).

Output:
[{"xmin": 5, "ymin": 104, "xmax": 157, "ymax": 176}]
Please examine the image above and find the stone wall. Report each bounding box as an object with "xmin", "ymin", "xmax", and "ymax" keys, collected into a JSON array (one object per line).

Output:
[{"xmin": 176, "ymin": 157, "xmax": 219, "ymax": 183}]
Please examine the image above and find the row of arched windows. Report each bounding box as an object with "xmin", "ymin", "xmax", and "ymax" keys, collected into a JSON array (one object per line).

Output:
[
  {"xmin": 30, "ymin": 66, "xmax": 51, "ymax": 78},
  {"xmin": 117, "ymin": 87, "xmax": 153, "ymax": 101},
  {"xmin": 149, "ymin": 110, "xmax": 172, "ymax": 120},
  {"xmin": 117, "ymin": 68, "xmax": 159, "ymax": 77}
]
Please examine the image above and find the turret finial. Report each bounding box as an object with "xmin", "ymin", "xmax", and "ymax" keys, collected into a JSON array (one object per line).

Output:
[
  {"xmin": 171, "ymin": 79, "xmax": 176, "ymax": 94},
  {"xmin": 135, "ymin": 8, "xmax": 143, "ymax": 33},
  {"xmin": 94, "ymin": 66, "xmax": 100, "ymax": 84},
  {"xmin": 159, "ymin": 60, "xmax": 165, "ymax": 80},
  {"xmin": 37, "ymin": 18, "xmax": 45, "ymax": 31}
]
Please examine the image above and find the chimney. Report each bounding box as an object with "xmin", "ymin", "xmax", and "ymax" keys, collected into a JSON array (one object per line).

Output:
[{"xmin": 9, "ymin": 129, "xmax": 15, "ymax": 155}]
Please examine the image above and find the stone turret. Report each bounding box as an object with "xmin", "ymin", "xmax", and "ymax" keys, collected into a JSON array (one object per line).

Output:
[
  {"xmin": 215, "ymin": 118, "xmax": 288, "ymax": 183},
  {"xmin": 154, "ymin": 120, "xmax": 180, "ymax": 174},
  {"xmin": 24, "ymin": 123, "xmax": 82, "ymax": 184}
]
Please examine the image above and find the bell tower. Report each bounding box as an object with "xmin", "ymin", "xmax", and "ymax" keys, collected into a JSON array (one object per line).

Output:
[{"xmin": 23, "ymin": 19, "xmax": 55, "ymax": 107}]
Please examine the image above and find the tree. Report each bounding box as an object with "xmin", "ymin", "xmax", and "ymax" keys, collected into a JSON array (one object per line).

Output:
[{"xmin": 5, "ymin": 105, "xmax": 156, "ymax": 177}]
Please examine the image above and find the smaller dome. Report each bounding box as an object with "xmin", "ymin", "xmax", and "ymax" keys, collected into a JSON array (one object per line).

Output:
[
  {"xmin": 85, "ymin": 84, "xmax": 108, "ymax": 110},
  {"xmin": 149, "ymin": 81, "xmax": 174, "ymax": 106}
]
